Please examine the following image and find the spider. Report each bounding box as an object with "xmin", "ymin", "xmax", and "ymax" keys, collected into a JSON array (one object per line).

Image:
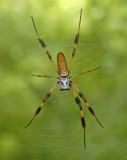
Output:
[{"xmin": 24, "ymin": 9, "xmax": 103, "ymax": 149}]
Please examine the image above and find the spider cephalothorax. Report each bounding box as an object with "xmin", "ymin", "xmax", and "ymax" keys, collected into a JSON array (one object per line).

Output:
[
  {"xmin": 24, "ymin": 9, "xmax": 103, "ymax": 149},
  {"xmin": 59, "ymin": 76, "xmax": 70, "ymax": 90}
]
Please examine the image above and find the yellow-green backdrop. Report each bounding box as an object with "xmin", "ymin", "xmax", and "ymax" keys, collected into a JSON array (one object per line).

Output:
[{"xmin": 0, "ymin": 0, "xmax": 127, "ymax": 160}]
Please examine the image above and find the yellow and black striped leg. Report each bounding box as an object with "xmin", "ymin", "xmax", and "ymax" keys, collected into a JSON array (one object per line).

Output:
[
  {"xmin": 31, "ymin": 16, "xmax": 58, "ymax": 73},
  {"xmin": 32, "ymin": 74, "xmax": 59, "ymax": 79},
  {"xmin": 71, "ymin": 85, "xmax": 86, "ymax": 149},
  {"xmin": 69, "ymin": 66, "xmax": 101, "ymax": 78},
  {"xmin": 24, "ymin": 81, "xmax": 59, "ymax": 129},
  {"xmin": 72, "ymin": 82, "xmax": 104, "ymax": 128},
  {"xmin": 69, "ymin": 9, "xmax": 82, "ymax": 74}
]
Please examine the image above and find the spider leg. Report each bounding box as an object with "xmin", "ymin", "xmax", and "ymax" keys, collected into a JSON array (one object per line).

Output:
[
  {"xmin": 31, "ymin": 16, "xmax": 58, "ymax": 74},
  {"xmin": 71, "ymin": 84, "xmax": 86, "ymax": 149},
  {"xmin": 32, "ymin": 74, "xmax": 59, "ymax": 79},
  {"xmin": 71, "ymin": 82, "xmax": 104, "ymax": 128},
  {"xmin": 69, "ymin": 66, "xmax": 101, "ymax": 78},
  {"xmin": 24, "ymin": 81, "xmax": 59, "ymax": 129},
  {"xmin": 69, "ymin": 9, "xmax": 82, "ymax": 74}
]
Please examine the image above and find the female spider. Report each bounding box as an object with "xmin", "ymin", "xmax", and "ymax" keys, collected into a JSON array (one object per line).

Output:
[{"xmin": 24, "ymin": 9, "xmax": 103, "ymax": 149}]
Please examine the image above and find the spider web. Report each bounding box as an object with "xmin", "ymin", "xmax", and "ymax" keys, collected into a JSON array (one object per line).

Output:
[{"xmin": 1, "ymin": 8, "xmax": 127, "ymax": 160}]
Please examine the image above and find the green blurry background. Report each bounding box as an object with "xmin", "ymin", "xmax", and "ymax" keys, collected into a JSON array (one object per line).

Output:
[{"xmin": 0, "ymin": 0, "xmax": 127, "ymax": 160}]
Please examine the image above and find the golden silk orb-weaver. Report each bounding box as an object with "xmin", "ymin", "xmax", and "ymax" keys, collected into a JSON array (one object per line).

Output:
[{"xmin": 24, "ymin": 9, "xmax": 103, "ymax": 149}]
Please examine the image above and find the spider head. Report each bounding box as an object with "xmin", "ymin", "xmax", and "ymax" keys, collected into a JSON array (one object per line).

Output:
[{"xmin": 59, "ymin": 77, "xmax": 70, "ymax": 90}]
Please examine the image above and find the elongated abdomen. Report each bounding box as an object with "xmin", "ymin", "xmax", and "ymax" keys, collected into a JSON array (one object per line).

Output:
[{"xmin": 57, "ymin": 52, "xmax": 69, "ymax": 77}]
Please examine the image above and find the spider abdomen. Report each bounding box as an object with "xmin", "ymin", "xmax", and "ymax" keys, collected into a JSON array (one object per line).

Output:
[{"xmin": 57, "ymin": 52, "xmax": 69, "ymax": 77}]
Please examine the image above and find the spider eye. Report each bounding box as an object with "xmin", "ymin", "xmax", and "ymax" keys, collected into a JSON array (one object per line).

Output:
[{"xmin": 59, "ymin": 80, "xmax": 63, "ymax": 85}]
